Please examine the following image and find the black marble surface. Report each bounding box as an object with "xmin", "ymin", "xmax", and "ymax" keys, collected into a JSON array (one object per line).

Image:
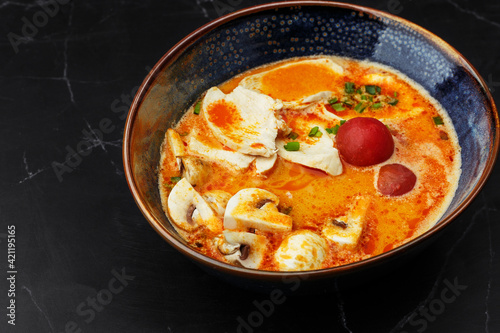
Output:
[{"xmin": 1, "ymin": 0, "xmax": 499, "ymax": 332}]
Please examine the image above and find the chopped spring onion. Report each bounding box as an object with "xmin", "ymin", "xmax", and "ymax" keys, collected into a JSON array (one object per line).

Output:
[
  {"xmin": 394, "ymin": 91, "xmax": 398, "ymax": 97},
  {"xmin": 340, "ymin": 120, "xmax": 346, "ymax": 125},
  {"xmin": 345, "ymin": 82, "xmax": 355, "ymax": 94},
  {"xmin": 354, "ymin": 102, "xmax": 367, "ymax": 113},
  {"xmin": 284, "ymin": 141, "xmax": 300, "ymax": 151},
  {"xmin": 387, "ymin": 98, "xmax": 399, "ymax": 106},
  {"xmin": 341, "ymin": 96, "xmax": 355, "ymax": 106},
  {"xmin": 433, "ymin": 116, "xmax": 444, "ymax": 125},
  {"xmin": 332, "ymin": 103, "xmax": 346, "ymax": 111},
  {"xmin": 371, "ymin": 102, "xmax": 383, "ymax": 109},
  {"xmin": 193, "ymin": 101, "xmax": 202, "ymax": 115},
  {"xmin": 315, "ymin": 131, "xmax": 323, "ymax": 138},
  {"xmin": 325, "ymin": 127, "xmax": 333, "ymax": 134},
  {"xmin": 328, "ymin": 97, "xmax": 338, "ymax": 104},
  {"xmin": 170, "ymin": 176, "xmax": 182, "ymax": 183},
  {"xmin": 288, "ymin": 131, "xmax": 299, "ymax": 140},
  {"xmin": 308, "ymin": 126, "xmax": 319, "ymax": 137},
  {"xmin": 331, "ymin": 124, "xmax": 340, "ymax": 135},
  {"xmin": 365, "ymin": 85, "xmax": 379, "ymax": 95}
]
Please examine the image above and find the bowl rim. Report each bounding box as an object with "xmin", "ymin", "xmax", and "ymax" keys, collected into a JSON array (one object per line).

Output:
[{"xmin": 123, "ymin": 0, "xmax": 500, "ymax": 280}]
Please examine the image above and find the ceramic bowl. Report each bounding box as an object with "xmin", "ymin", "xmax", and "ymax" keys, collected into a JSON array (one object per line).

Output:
[{"xmin": 123, "ymin": 1, "xmax": 499, "ymax": 292}]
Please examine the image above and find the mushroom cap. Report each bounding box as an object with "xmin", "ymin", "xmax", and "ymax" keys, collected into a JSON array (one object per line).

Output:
[
  {"xmin": 222, "ymin": 230, "xmax": 268, "ymax": 269},
  {"xmin": 223, "ymin": 188, "xmax": 292, "ymax": 232},
  {"xmin": 167, "ymin": 178, "xmax": 222, "ymax": 233}
]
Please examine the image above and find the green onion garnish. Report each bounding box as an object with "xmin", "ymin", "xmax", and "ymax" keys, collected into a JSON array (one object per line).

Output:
[
  {"xmin": 284, "ymin": 142, "xmax": 300, "ymax": 151},
  {"xmin": 342, "ymin": 99, "xmax": 354, "ymax": 106},
  {"xmin": 371, "ymin": 102, "xmax": 383, "ymax": 109},
  {"xmin": 332, "ymin": 103, "xmax": 346, "ymax": 111},
  {"xmin": 365, "ymin": 85, "xmax": 378, "ymax": 95},
  {"xmin": 288, "ymin": 131, "xmax": 299, "ymax": 140},
  {"xmin": 361, "ymin": 95, "xmax": 367, "ymax": 101},
  {"xmin": 325, "ymin": 127, "xmax": 333, "ymax": 134},
  {"xmin": 331, "ymin": 124, "xmax": 340, "ymax": 135},
  {"xmin": 387, "ymin": 98, "xmax": 399, "ymax": 106},
  {"xmin": 345, "ymin": 82, "xmax": 355, "ymax": 94},
  {"xmin": 354, "ymin": 102, "xmax": 367, "ymax": 113},
  {"xmin": 308, "ymin": 126, "xmax": 319, "ymax": 137},
  {"xmin": 394, "ymin": 91, "xmax": 398, "ymax": 97},
  {"xmin": 340, "ymin": 120, "xmax": 346, "ymax": 125},
  {"xmin": 328, "ymin": 97, "xmax": 338, "ymax": 105},
  {"xmin": 356, "ymin": 89, "xmax": 363, "ymax": 94},
  {"xmin": 433, "ymin": 116, "xmax": 444, "ymax": 126},
  {"xmin": 315, "ymin": 131, "xmax": 323, "ymax": 138},
  {"xmin": 193, "ymin": 101, "xmax": 201, "ymax": 115},
  {"xmin": 170, "ymin": 176, "xmax": 182, "ymax": 183}
]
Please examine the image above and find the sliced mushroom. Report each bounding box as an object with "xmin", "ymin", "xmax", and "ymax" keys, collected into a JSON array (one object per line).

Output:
[
  {"xmin": 167, "ymin": 178, "xmax": 222, "ymax": 233},
  {"xmin": 202, "ymin": 190, "xmax": 232, "ymax": 218},
  {"xmin": 181, "ymin": 156, "xmax": 211, "ymax": 187},
  {"xmin": 214, "ymin": 235, "xmax": 240, "ymax": 255},
  {"xmin": 224, "ymin": 188, "xmax": 292, "ymax": 232},
  {"xmin": 275, "ymin": 230, "xmax": 327, "ymax": 271},
  {"xmin": 322, "ymin": 196, "xmax": 371, "ymax": 248},
  {"xmin": 220, "ymin": 230, "xmax": 268, "ymax": 269},
  {"xmin": 166, "ymin": 128, "xmax": 185, "ymax": 173}
]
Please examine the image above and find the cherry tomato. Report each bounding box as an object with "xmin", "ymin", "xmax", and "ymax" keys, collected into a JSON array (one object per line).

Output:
[
  {"xmin": 336, "ymin": 117, "xmax": 394, "ymax": 167},
  {"xmin": 377, "ymin": 163, "xmax": 417, "ymax": 196}
]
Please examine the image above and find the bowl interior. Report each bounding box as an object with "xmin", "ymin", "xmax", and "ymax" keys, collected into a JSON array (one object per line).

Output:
[{"xmin": 124, "ymin": 2, "xmax": 498, "ymax": 277}]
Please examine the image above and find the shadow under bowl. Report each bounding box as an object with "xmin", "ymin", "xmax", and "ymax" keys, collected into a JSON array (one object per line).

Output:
[{"xmin": 123, "ymin": 1, "xmax": 499, "ymax": 293}]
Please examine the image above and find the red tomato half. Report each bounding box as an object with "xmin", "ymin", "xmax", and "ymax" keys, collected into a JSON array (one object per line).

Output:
[
  {"xmin": 336, "ymin": 117, "xmax": 394, "ymax": 167},
  {"xmin": 377, "ymin": 163, "xmax": 417, "ymax": 196}
]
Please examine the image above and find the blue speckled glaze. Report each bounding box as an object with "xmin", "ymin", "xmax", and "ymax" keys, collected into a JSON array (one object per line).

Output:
[{"xmin": 155, "ymin": 3, "xmax": 496, "ymax": 225}]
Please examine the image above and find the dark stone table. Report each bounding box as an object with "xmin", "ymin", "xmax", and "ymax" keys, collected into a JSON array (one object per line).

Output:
[{"xmin": 1, "ymin": 0, "xmax": 499, "ymax": 332}]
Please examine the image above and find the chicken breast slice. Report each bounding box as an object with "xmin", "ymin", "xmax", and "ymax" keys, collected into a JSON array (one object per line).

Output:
[
  {"xmin": 277, "ymin": 126, "xmax": 343, "ymax": 176},
  {"xmin": 187, "ymin": 135, "xmax": 255, "ymax": 171},
  {"xmin": 201, "ymin": 86, "xmax": 283, "ymax": 157},
  {"xmin": 322, "ymin": 196, "xmax": 371, "ymax": 248}
]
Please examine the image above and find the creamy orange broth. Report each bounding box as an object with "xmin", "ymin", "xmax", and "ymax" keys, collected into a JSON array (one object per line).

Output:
[{"xmin": 158, "ymin": 56, "xmax": 461, "ymax": 271}]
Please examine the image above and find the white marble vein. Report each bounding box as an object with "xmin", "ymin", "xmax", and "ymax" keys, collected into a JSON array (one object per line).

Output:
[
  {"xmin": 0, "ymin": 1, "xmax": 39, "ymax": 10},
  {"xmin": 335, "ymin": 280, "xmax": 353, "ymax": 333},
  {"xmin": 447, "ymin": 0, "xmax": 500, "ymax": 29},
  {"xmin": 195, "ymin": 0, "xmax": 211, "ymax": 18},
  {"xmin": 62, "ymin": 2, "xmax": 75, "ymax": 105},
  {"xmin": 19, "ymin": 152, "xmax": 48, "ymax": 184},
  {"xmin": 22, "ymin": 285, "xmax": 55, "ymax": 333}
]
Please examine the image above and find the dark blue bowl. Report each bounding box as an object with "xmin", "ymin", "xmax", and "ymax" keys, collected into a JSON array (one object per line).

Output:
[{"xmin": 123, "ymin": 1, "xmax": 499, "ymax": 292}]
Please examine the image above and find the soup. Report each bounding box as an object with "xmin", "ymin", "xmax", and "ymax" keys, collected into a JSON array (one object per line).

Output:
[{"xmin": 158, "ymin": 56, "xmax": 461, "ymax": 271}]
